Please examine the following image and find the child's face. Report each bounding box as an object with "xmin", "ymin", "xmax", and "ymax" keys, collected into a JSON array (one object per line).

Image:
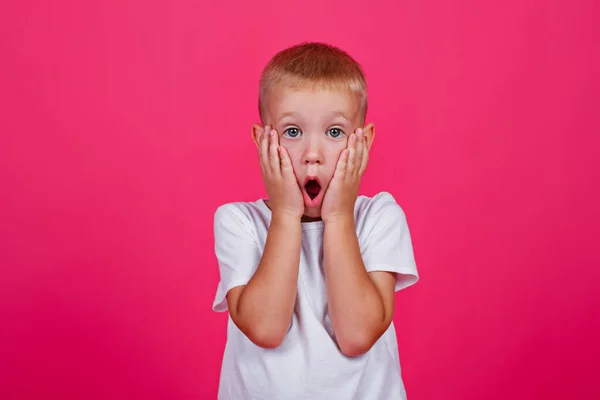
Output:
[{"xmin": 256, "ymin": 86, "xmax": 373, "ymax": 218}]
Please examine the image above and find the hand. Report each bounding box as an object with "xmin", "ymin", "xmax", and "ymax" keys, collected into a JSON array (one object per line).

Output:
[
  {"xmin": 258, "ymin": 126, "xmax": 304, "ymax": 219},
  {"xmin": 321, "ymin": 128, "xmax": 369, "ymax": 223}
]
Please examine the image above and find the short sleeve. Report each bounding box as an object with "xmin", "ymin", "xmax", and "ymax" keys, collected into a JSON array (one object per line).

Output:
[
  {"xmin": 212, "ymin": 204, "xmax": 262, "ymax": 312},
  {"xmin": 360, "ymin": 193, "xmax": 419, "ymax": 292}
]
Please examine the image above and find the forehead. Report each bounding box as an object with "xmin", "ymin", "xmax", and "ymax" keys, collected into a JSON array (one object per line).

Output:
[{"xmin": 267, "ymin": 86, "xmax": 360, "ymax": 124}]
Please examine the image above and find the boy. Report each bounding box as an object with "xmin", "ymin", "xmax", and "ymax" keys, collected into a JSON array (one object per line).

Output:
[{"xmin": 212, "ymin": 42, "xmax": 419, "ymax": 400}]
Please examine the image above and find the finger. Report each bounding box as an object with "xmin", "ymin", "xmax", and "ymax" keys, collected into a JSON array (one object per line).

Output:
[
  {"xmin": 278, "ymin": 146, "xmax": 294, "ymax": 176},
  {"xmin": 334, "ymin": 149, "xmax": 349, "ymax": 178},
  {"xmin": 259, "ymin": 125, "xmax": 271, "ymax": 174},
  {"xmin": 359, "ymin": 138, "xmax": 369, "ymax": 175},
  {"xmin": 346, "ymin": 134, "xmax": 357, "ymax": 180},
  {"xmin": 355, "ymin": 129, "xmax": 364, "ymax": 177},
  {"xmin": 269, "ymin": 129, "xmax": 281, "ymax": 177}
]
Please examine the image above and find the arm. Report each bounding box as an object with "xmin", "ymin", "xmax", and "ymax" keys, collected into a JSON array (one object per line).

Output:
[
  {"xmin": 225, "ymin": 125, "xmax": 304, "ymax": 349},
  {"xmin": 320, "ymin": 127, "xmax": 397, "ymax": 357},
  {"xmin": 226, "ymin": 213, "xmax": 301, "ymax": 349},
  {"xmin": 323, "ymin": 217, "xmax": 396, "ymax": 357}
]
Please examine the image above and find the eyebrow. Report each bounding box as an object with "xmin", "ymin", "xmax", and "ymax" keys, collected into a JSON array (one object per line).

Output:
[
  {"xmin": 277, "ymin": 111, "xmax": 353, "ymax": 124},
  {"xmin": 328, "ymin": 111, "xmax": 353, "ymax": 122},
  {"xmin": 277, "ymin": 111, "xmax": 301, "ymax": 123}
]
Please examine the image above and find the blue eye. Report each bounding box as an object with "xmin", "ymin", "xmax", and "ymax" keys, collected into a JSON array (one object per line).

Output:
[
  {"xmin": 327, "ymin": 128, "xmax": 344, "ymax": 138},
  {"xmin": 283, "ymin": 127, "xmax": 301, "ymax": 138}
]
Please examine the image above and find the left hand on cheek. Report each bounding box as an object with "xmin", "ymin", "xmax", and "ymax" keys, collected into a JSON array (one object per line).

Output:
[{"xmin": 321, "ymin": 128, "xmax": 369, "ymax": 223}]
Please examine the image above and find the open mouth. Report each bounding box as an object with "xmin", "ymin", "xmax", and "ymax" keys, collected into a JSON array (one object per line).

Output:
[{"xmin": 304, "ymin": 178, "xmax": 322, "ymax": 200}]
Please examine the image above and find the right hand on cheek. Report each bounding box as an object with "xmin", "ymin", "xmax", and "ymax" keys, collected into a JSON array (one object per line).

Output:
[{"xmin": 259, "ymin": 126, "xmax": 304, "ymax": 220}]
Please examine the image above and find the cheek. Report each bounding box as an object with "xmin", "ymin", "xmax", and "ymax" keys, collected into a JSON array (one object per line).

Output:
[
  {"xmin": 282, "ymin": 143, "xmax": 303, "ymax": 167},
  {"xmin": 326, "ymin": 143, "xmax": 346, "ymax": 163},
  {"xmin": 323, "ymin": 145, "xmax": 346, "ymax": 177}
]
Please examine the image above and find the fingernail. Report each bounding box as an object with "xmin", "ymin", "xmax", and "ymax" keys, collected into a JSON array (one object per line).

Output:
[{"xmin": 357, "ymin": 128, "xmax": 363, "ymax": 135}]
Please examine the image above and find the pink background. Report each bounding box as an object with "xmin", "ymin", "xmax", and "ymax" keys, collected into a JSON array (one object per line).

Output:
[{"xmin": 1, "ymin": 1, "xmax": 599, "ymax": 399}]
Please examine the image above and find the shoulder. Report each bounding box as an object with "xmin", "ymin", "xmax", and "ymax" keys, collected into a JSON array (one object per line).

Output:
[
  {"xmin": 214, "ymin": 199, "xmax": 268, "ymax": 232},
  {"xmin": 354, "ymin": 192, "xmax": 409, "ymax": 237},
  {"xmin": 355, "ymin": 191, "xmax": 407, "ymax": 222}
]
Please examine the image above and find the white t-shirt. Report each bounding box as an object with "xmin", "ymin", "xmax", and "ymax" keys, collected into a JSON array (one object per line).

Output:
[{"xmin": 212, "ymin": 192, "xmax": 419, "ymax": 400}]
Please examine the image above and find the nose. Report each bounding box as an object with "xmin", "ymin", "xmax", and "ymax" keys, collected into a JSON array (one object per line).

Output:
[{"xmin": 303, "ymin": 140, "xmax": 322, "ymax": 165}]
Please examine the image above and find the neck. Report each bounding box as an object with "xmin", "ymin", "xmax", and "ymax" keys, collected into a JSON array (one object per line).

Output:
[{"xmin": 301, "ymin": 214, "xmax": 322, "ymax": 223}]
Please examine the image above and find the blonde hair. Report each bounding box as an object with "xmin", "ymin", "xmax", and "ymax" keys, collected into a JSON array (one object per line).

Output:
[{"xmin": 258, "ymin": 42, "xmax": 368, "ymax": 123}]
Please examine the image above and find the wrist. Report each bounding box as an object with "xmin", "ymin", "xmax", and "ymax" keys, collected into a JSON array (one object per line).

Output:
[
  {"xmin": 323, "ymin": 213, "xmax": 355, "ymax": 228},
  {"xmin": 271, "ymin": 211, "xmax": 302, "ymax": 226}
]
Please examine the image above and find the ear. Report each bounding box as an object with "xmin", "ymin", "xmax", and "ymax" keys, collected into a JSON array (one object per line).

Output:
[
  {"xmin": 362, "ymin": 122, "xmax": 375, "ymax": 150},
  {"xmin": 251, "ymin": 123, "xmax": 265, "ymax": 148}
]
